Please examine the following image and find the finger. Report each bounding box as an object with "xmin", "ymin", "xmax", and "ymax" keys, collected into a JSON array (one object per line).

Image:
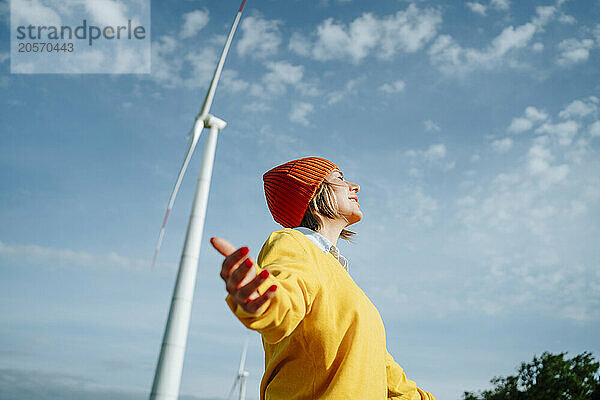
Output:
[
  {"xmin": 237, "ymin": 269, "xmax": 271, "ymax": 301},
  {"xmin": 226, "ymin": 257, "xmax": 256, "ymax": 293},
  {"xmin": 244, "ymin": 285, "xmax": 277, "ymax": 314},
  {"xmin": 220, "ymin": 246, "xmax": 250, "ymax": 280},
  {"xmin": 236, "ymin": 257, "xmax": 257, "ymax": 287},
  {"xmin": 210, "ymin": 237, "xmax": 237, "ymax": 257}
]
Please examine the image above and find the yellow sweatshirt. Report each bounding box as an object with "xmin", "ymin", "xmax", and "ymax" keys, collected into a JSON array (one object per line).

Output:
[{"xmin": 226, "ymin": 228, "xmax": 435, "ymax": 400}]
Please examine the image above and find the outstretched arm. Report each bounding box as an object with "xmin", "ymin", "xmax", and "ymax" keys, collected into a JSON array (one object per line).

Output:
[
  {"xmin": 211, "ymin": 237, "xmax": 277, "ymax": 313},
  {"xmin": 211, "ymin": 232, "xmax": 317, "ymax": 344},
  {"xmin": 386, "ymin": 352, "xmax": 436, "ymax": 400}
]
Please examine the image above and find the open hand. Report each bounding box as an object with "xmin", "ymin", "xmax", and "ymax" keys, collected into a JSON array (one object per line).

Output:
[{"xmin": 210, "ymin": 237, "xmax": 277, "ymax": 314}]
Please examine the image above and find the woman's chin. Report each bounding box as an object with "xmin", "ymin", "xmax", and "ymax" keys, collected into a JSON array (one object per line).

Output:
[{"xmin": 346, "ymin": 211, "xmax": 363, "ymax": 226}]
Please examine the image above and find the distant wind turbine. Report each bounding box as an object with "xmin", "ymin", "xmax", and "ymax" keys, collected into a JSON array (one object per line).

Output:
[
  {"xmin": 227, "ymin": 339, "xmax": 250, "ymax": 400},
  {"xmin": 148, "ymin": 1, "xmax": 248, "ymax": 400}
]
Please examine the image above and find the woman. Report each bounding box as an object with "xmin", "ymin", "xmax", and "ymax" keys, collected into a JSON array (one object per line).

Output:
[{"xmin": 210, "ymin": 157, "xmax": 435, "ymax": 399}]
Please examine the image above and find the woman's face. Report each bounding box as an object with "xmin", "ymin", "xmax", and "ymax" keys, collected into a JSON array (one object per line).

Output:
[{"xmin": 324, "ymin": 169, "xmax": 363, "ymax": 226}]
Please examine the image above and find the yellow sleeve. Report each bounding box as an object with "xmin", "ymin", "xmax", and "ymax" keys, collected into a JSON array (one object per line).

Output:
[
  {"xmin": 225, "ymin": 230, "xmax": 319, "ymax": 344},
  {"xmin": 386, "ymin": 352, "xmax": 436, "ymax": 400}
]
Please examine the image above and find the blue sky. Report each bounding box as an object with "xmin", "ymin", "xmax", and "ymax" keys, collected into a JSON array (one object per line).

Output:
[{"xmin": 1, "ymin": 0, "xmax": 599, "ymax": 399}]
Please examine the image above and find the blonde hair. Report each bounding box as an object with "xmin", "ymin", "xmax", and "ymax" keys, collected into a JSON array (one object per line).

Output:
[{"xmin": 299, "ymin": 180, "xmax": 356, "ymax": 241}]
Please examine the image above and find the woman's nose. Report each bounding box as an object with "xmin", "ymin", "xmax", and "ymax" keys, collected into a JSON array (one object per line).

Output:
[{"xmin": 349, "ymin": 181, "xmax": 360, "ymax": 192}]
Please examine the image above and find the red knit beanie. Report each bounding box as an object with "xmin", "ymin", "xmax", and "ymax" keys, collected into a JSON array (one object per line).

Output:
[{"xmin": 263, "ymin": 157, "xmax": 339, "ymax": 228}]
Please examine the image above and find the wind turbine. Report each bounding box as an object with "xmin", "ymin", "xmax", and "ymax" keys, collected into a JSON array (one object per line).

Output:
[
  {"xmin": 149, "ymin": 1, "xmax": 247, "ymax": 400},
  {"xmin": 227, "ymin": 339, "xmax": 250, "ymax": 400}
]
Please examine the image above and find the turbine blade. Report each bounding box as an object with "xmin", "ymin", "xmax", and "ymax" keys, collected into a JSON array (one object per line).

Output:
[
  {"xmin": 227, "ymin": 376, "xmax": 240, "ymax": 400},
  {"xmin": 151, "ymin": 122, "xmax": 203, "ymax": 268},
  {"xmin": 196, "ymin": 0, "xmax": 247, "ymax": 120},
  {"xmin": 152, "ymin": 0, "xmax": 247, "ymax": 268},
  {"xmin": 238, "ymin": 338, "xmax": 249, "ymax": 375}
]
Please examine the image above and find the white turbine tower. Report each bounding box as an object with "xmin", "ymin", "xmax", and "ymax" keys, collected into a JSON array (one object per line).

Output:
[
  {"xmin": 227, "ymin": 339, "xmax": 250, "ymax": 400},
  {"xmin": 148, "ymin": 1, "xmax": 247, "ymax": 400}
]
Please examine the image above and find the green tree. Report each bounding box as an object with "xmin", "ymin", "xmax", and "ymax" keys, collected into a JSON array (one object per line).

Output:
[{"xmin": 463, "ymin": 352, "xmax": 600, "ymax": 400}]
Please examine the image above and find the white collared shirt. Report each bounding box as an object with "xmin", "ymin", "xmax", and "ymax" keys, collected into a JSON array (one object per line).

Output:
[{"xmin": 294, "ymin": 227, "xmax": 349, "ymax": 271}]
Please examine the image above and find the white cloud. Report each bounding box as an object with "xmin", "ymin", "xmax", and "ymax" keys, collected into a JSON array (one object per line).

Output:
[
  {"xmin": 296, "ymin": 80, "xmax": 322, "ymax": 97},
  {"xmin": 525, "ymin": 106, "xmax": 549, "ymax": 122},
  {"xmin": 245, "ymin": 61, "xmax": 319, "ymax": 101},
  {"xmin": 532, "ymin": 42, "xmax": 544, "ymax": 52},
  {"xmin": 425, "ymin": 144, "xmax": 446, "ymax": 160},
  {"xmin": 429, "ymin": 5, "xmax": 558, "ymax": 75},
  {"xmin": 492, "ymin": 137, "xmax": 514, "ymax": 153},
  {"xmin": 221, "ymin": 70, "xmax": 249, "ymax": 93},
  {"xmin": 457, "ymin": 100, "xmax": 595, "ymax": 237},
  {"xmin": 556, "ymin": 38, "xmax": 595, "ymax": 67},
  {"xmin": 558, "ymin": 14, "xmax": 576, "ymax": 24},
  {"xmin": 535, "ymin": 120, "xmax": 579, "ymax": 146},
  {"xmin": 0, "ymin": 0, "xmax": 7, "ymax": 23},
  {"xmin": 408, "ymin": 167, "xmax": 422, "ymax": 178},
  {"xmin": 411, "ymin": 188, "xmax": 438, "ymax": 227},
  {"xmin": 183, "ymin": 47, "xmax": 218, "ymax": 89},
  {"xmin": 57, "ymin": 49, "xmax": 108, "ymax": 73},
  {"xmin": 450, "ymin": 98, "xmax": 600, "ymax": 321},
  {"xmin": 294, "ymin": 5, "xmax": 441, "ymax": 63},
  {"xmin": 180, "ymin": 10, "xmax": 209, "ymax": 39},
  {"xmin": 508, "ymin": 117, "xmax": 533, "ymax": 133},
  {"xmin": 424, "ymin": 120, "xmax": 441, "ymax": 132},
  {"xmin": 466, "ymin": 2, "xmax": 487, "ymax": 16},
  {"xmin": 149, "ymin": 35, "xmax": 183, "ymax": 88},
  {"xmin": 429, "ymin": 22, "xmax": 537, "ymax": 74},
  {"xmin": 559, "ymin": 97, "xmax": 598, "ymax": 119},
  {"xmin": 508, "ymin": 106, "xmax": 548, "ymax": 133},
  {"xmin": 317, "ymin": 0, "xmax": 352, "ymax": 5},
  {"xmin": 288, "ymin": 32, "xmax": 311, "ymax": 56},
  {"xmin": 493, "ymin": 23, "xmax": 537, "ymax": 54},
  {"xmin": 0, "ymin": 52, "xmax": 8, "ymax": 64},
  {"xmin": 289, "ymin": 102, "xmax": 314, "ymax": 126},
  {"xmin": 490, "ymin": 0, "xmax": 510, "ymax": 11},
  {"xmin": 328, "ymin": 78, "xmax": 362, "ymax": 104},
  {"xmin": 590, "ymin": 121, "xmax": 600, "ymax": 137},
  {"xmin": 11, "ymin": 0, "xmax": 62, "ymax": 27},
  {"xmin": 312, "ymin": 14, "xmax": 380, "ymax": 63},
  {"xmin": 8, "ymin": 1, "xmax": 148, "ymax": 70},
  {"xmin": 254, "ymin": 61, "xmax": 304, "ymax": 97},
  {"xmin": 379, "ymin": 80, "xmax": 406, "ymax": 94},
  {"xmin": 148, "ymin": 34, "xmax": 241, "ymax": 90},
  {"xmin": 406, "ymin": 143, "xmax": 447, "ymax": 165},
  {"xmin": 457, "ymin": 195, "xmax": 476, "ymax": 208},
  {"xmin": 384, "ymin": 184, "xmax": 439, "ymax": 227},
  {"xmin": 243, "ymin": 102, "xmax": 271, "ymax": 113},
  {"xmin": 237, "ymin": 15, "xmax": 282, "ymax": 59},
  {"xmin": 379, "ymin": 5, "xmax": 442, "ymax": 57},
  {"xmin": 526, "ymin": 136, "xmax": 569, "ymax": 186},
  {"xmin": 0, "ymin": 241, "xmax": 152, "ymax": 271},
  {"xmin": 533, "ymin": 5, "xmax": 553, "ymax": 24},
  {"xmin": 83, "ymin": 0, "xmax": 130, "ymax": 26},
  {"xmin": 111, "ymin": 40, "xmax": 151, "ymax": 74},
  {"xmin": 264, "ymin": 61, "xmax": 303, "ymax": 86},
  {"xmin": 11, "ymin": 62, "xmax": 35, "ymax": 73}
]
